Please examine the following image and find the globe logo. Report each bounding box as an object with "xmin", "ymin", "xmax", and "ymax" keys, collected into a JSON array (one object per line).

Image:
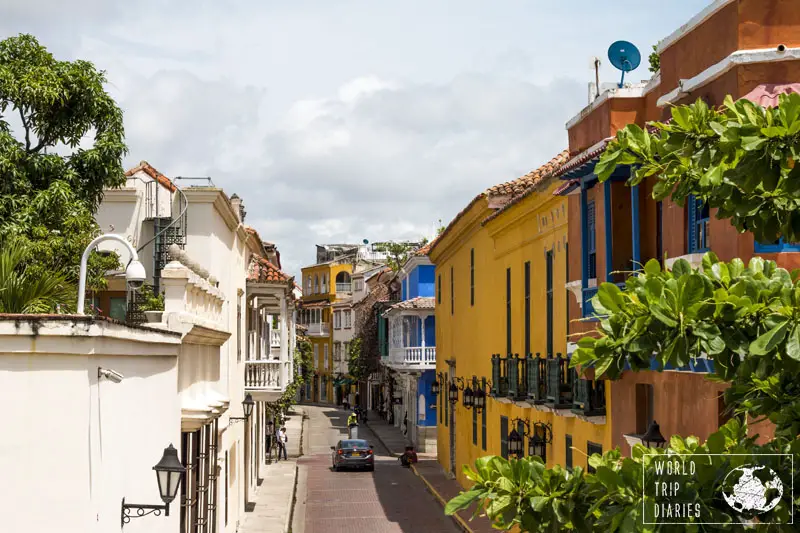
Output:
[{"xmin": 722, "ymin": 465, "xmax": 783, "ymax": 515}]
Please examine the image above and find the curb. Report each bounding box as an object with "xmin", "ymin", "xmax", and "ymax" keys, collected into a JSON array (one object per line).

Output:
[
  {"xmin": 410, "ymin": 464, "xmax": 475, "ymax": 533},
  {"xmin": 283, "ymin": 464, "xmax": 298, "ymax": 533}
]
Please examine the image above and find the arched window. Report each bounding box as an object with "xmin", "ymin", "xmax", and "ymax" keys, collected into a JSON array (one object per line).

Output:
[{"xmin": 335, "ymin": 271, "xmax": 352, "ymax": 293}]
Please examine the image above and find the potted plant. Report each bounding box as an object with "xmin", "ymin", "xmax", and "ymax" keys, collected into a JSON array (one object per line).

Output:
[{"xmin": 138, "ymin": 285, "xmax": 165, "ymax": 322}]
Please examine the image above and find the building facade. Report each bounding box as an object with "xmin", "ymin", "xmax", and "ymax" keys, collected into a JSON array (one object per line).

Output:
[{"xmin": 383, "ymin": 251, "xmax": 438, "ymax": 452}]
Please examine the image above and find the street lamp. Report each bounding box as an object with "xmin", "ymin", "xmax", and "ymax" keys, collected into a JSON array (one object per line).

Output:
[
  {"xmin": 462, "ymin": 380, "xmax": 474, "ymax": 409},
  {"xmin": 78, "ymin": 234, "xmax": 146, "ymax": 315},
  {"xmin": 529, "ymin": 422, "xmax": 553, "ymax": 460},
  {"xmin": 121, "ymin": 444, "xmax": 186, "ymax": 527},
  {"xmin": 448, "ymin": 380, "xmax": 459, "ymax": 405},
  {"xmin": 508, "ymin": 428, "xmax": 523, "ymax": 457},
  {"xmin": 229, "ymin": 393, "xmax": 255, "ymax": 425},
  {"xmin": 641, "ymin": 420, "xmax": 667, "ymax": 448},
  {"xmin": 430, "ymin": 376, "xmax": 441, "ymax": 396}
]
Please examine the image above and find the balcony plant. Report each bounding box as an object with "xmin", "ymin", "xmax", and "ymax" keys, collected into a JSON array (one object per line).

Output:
[
  {"xmin": 137, "ymin": 285, "xmax": 165, "ymax": 322},
  {"xmin": 447, "ymin": 95, "xmax": 800, "ymax": 531}
]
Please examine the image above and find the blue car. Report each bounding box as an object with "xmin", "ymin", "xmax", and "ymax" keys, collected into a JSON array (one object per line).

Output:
[{"xmin": 331, "ymin": 439, "xmax": 375, "ymax": 472}]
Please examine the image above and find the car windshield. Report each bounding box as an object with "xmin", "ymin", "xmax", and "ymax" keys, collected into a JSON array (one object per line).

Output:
[{"xmin": 340, "ymin": 440, "xmax": 368, "ymax": 448}]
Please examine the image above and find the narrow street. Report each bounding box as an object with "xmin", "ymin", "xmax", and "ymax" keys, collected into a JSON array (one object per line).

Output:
[{"xmin": 292, "ymin": 406, "xmax": 461, "ymax": 533}]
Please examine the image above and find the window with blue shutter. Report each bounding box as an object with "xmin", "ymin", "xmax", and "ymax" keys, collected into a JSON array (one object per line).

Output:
[
  {"xmin": 687, "ymin": 194, "xmax": 710, "ymax": 253},
  {"xmin": 500, "ymin": 416, "xmax": 509, "ymax": 459},
  {"xmin": 755, "ymin": 238, "xmax": 800, "ymax": 253}
]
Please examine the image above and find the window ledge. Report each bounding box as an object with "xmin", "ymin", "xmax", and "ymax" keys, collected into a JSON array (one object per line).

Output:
[
  {"xmin": 664, "ymin": 253, "xmax": 704, "ymax": 270},
  {"xmin": 566, "ymin": 278, "xmax": 597, "ymax": 309}
]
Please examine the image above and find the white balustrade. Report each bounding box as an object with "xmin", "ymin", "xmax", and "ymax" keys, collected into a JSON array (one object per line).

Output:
[
  {"xmin": 244, "ymin": 361, "xmax": 282, "ymax": 390},
  {"xmin": 387, "ymin": 346, "xmax": 436, "ymax": 368},
  {"xmin": 336, "ymin": 282, "xmax": 352, "ymax": 293},
  {"xmin": 270, "ymin": 329, "xmax": 281, "ymax": 348},
  {"xmin": 306, "ymin": 322, "xmax": 329, "ymax": 336}
]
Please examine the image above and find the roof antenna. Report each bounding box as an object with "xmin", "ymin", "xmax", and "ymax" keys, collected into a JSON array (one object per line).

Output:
[
  {"xmin": 592, "ymin": 57, "xmax": 601, "ymax": 100},
  {"xmin": 608, "ymin": 41, "xmax": 641, "ymax": 88}
]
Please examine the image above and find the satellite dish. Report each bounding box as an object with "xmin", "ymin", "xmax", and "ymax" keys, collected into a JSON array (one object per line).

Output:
[
  {"xmin": 608, "ymin": 41, "xmax": 641, "ymax": 88},
  {"xmin": 362, "ymin": 239, "xmax": 369, "ymax": 245}
]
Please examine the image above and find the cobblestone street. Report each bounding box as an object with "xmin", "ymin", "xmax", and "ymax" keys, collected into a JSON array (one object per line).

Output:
[{"xmin": 292, "ymin": 406, "xmax": 461, "ymax": 533}]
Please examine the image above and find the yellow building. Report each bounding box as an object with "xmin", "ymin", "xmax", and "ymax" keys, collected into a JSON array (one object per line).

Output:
[
  {"xmin": 300, "ymin": 259, "xmax": 354, "ymax": 403},
  {"xmin": 428, "ymin": 151, "xmax": 612, "ymax": 489}
]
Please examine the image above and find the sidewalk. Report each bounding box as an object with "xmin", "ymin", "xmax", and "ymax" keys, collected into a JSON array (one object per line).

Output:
[
  {"xmin": 364, "ymin": 410, "xmax": 415, "ymax": 457},
  {"xmin": 240, "ymin": 406, "xmax": 306, "ymax": 533},
  {"xmin": 365, "ymin": 412, "xmax": 496, "ymax": 533}
]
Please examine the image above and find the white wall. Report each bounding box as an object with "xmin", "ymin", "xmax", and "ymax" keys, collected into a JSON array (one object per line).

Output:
[{"xmin": 0, "ymin": 319, "xmax": 181, "ymax": 533}]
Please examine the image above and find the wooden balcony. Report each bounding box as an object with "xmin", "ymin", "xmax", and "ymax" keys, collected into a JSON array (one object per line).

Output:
[
  {"xmin": 386, "ymin": 346, "xmax": 436, "ymax": 370},
  {"xmin": 244, "ymin": 360, "xmax": 289, "ymax": 401}
]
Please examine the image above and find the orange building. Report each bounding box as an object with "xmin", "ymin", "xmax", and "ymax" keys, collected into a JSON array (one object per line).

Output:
[{"xmin": 561, "ymin": 0, "xmax": 800, "ymax": 452}]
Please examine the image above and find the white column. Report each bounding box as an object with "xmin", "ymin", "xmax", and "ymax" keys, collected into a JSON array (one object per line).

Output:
[
  {"xmin": 420, "ymin": 315, "xmax": 426, "ymax": 348},
  {"xmin": 280, "ymin": 294, "xmax": 289, "ymax": 389}
]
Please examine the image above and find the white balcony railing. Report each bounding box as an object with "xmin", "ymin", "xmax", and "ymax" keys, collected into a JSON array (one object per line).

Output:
[
  {"xmin": 245, "ymin": 361, "xmax": 283, "ymax": 390},
  {"xmin": 306, "ymin": 322, "xmax": 330, "ymax": 336},
  {"xmin": 336, "ymin": 283, "xmax": 352, "ymax": 293},
  {"xmin": 270, "ymin": 329, "xmax": 280, "ymax": 348},
  {"xmin": 388, "ymin": 346, "xmax": 436, "ymax": 368}
]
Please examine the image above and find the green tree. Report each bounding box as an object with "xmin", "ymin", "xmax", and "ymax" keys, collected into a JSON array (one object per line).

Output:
[
  {"xmin": 648, "ymin": 44, "xmax": 660, "ymax": 73},
  {"xmin": 347, "ymin": 337, "xmax": 366, "ymax": 380},
  {"xmin": 0, "ymin": 34, "xmax": 127, "ymax": 299},
  {"xmin": 0, "ymin": 240, "xmax": 73, "ymax": 313},
  {"xmin": 374, "ymin": 241, "xmax": 422, "ymax": 271},
  {"xmin": 447, "ymin": 96, "xmax": 800, "ymax": 531}
]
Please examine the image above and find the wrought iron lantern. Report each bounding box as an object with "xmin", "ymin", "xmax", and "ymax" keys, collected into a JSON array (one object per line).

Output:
[
  {"xmin": 473, "ymin": 386, "xmax": 486, "ymax": 411},
  {"xmin": 508, "ymin": 428, "xmax": 523, "ymax": 456},
  {"xmin": 430, "ymin": 377, "xmax": 441, "ymax": 396},
  {"xmin": 462, "ymin": 382, "xmax": 474, "ymax": 409},
  {"xmin": 121, "ymin": 444, "xmax": 186, "ymax": 527},
  {"xmin": 448, "ymin": 381, "xmax": 459, "ymax": 404},
  {"xmin": 641, "ymin": 420, "xmax": 666, "ymax": 448},
  {"xmin": 242, "ymin": 393, "xmax": 255, "ymax": 418},
  {"xmin": 529, "ymin": 422, "xmax": 553, "ymax": 460}
]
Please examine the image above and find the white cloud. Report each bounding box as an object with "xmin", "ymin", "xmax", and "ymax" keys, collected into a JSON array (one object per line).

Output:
[{"xmin": 0, "ymin": 0, "xmax": 712, "ymax": 277}]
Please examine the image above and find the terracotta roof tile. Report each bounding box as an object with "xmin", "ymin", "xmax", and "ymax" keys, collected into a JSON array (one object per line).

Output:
[
  {"xmin": 247, "ymin": 255, "xmax": 291, "ymax": 283},
  {"xmin": 415, "ymin": 238, "xmax": 437, "ymax": 256},
  {"xmin": 125, "ymin": 161, "xmax": 177, "ymax": 192},
  {"xmin": 386, "ymin": 297, "xmax": 435, "ymax": 311},
  {"xmin": 486, "ymin": 150, "xmax": 570, "ymax": 198}
]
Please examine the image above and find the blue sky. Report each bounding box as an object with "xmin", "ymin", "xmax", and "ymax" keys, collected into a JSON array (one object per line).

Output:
[{"xmin": 2, "ymin": 0, "xmax": 709, "ymax": 275}]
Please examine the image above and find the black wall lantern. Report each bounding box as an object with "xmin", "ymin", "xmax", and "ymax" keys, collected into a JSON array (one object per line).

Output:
[
  {"xmin": 529, "ymin": 422, "xmax": 553, "ymax": 461},
  {"xmin": 229, "ymin": 393, "xmax": 255, "ymax": 425},
  {"xmin": 462, "ymin": 379, "xmax": 474, "ymax": 409},
  {"xmin": 641, "ymin": 420, "xmax": 667, "ymax": 448},
  {"xmin": 430, "ymin": 375, "xmax": 441, "ymax": 396},
  {"xmin": 448, "ymin": 380, "xmax": 459, "ymax": 405},
  {"xmin": 121, "ymin": 444, "xmax": 186, "ymax": 527},
  {"xmin": 508, "ymin": 428, "xmax": 524, "ymax": 456}
]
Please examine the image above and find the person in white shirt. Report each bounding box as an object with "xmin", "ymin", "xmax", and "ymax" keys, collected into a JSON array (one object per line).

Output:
[{"xmin": 277, "ymin": 427, "xmax": 288, "ymax": 460}]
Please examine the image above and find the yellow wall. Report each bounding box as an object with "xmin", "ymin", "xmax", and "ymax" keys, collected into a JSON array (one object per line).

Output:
[{"xmin": 431, "ymin": 181, "xmax": 612, "ymax": 490}]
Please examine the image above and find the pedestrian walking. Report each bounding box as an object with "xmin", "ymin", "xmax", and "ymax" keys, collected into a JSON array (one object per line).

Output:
[{"xmin": 278, "ymin": 426, "xmax": 288, "ymax": 460}]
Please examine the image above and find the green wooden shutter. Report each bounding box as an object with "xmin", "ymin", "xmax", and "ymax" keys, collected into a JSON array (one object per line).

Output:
[
  {"xmin": 481, "ymin": 378, "xmax": 487, "ymax": 450},
  {"xmin": 500, "ymin": 416, "xmax": 509, "ymax": 459}
]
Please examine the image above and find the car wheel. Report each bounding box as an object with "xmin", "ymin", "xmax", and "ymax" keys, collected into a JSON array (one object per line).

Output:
[{"xmin": 366, "ymin": 465, "xmax": 374, "ymax": 472}]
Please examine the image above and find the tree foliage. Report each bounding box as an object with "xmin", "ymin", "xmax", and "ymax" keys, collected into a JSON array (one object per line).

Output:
[
  {"xmin": 0, "ymin": 34, "xmax": 127, "ymax": 295},
  {"xmin": 648, "ymin": 45, "xmax": 660, "ymax": 73},
  {"xmin": 0, "ymin": 240, "xmax": 73, "ymax": 313},
  {"xmin": 449, "ymin": 419, "xmax": 799, "ymax": 532},
  {"xmin": 595, "ymin": 94, "xmax": 800, "ymax": 245},
  {"xmin": 374, "ymin": 241, "xmax": 422, "ymax": 272}
]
